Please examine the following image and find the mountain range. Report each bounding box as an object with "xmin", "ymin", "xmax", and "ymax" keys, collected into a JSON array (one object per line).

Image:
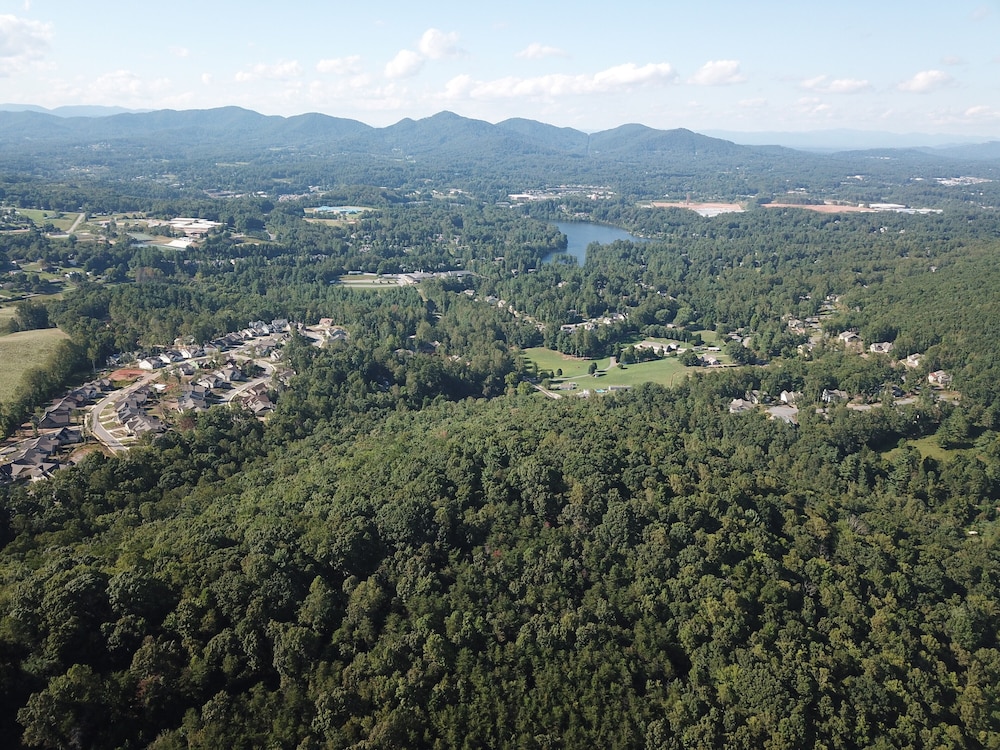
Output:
[
  {"xmin": 3, "ymin": 103, "xmax": 998, "ymax": 155},
  {"xmin": 1, "ymin": 105, "xmax": 998, "ymax": 163}
]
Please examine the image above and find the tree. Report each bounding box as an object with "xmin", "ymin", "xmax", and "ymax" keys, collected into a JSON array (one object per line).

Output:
[{"xmin": 11, "ymin": 300, "xmax": 50, "ymax": 332}]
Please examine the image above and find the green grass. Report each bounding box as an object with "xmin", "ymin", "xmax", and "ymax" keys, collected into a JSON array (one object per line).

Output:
[
  {"xmin": 14, "ymin": 209, "xmax": 77, "ymax": 232},
  {"xmin": 0, "ymin": 306, "xmax": 15, "ymax": 327},
  {"xmin": 0, "ymin": 328, "xmax": 70, "ymax": 402},
  {"xmin": 882, "ymin": 434, "xmax": 971, "ymax": 464},
  {"xmin": 523, "ymin": 346, "xmax": 696, "ymax": 389},
  {"xmin": 335, "ymin": 274, "xmax": 401, "ymax": 288}
]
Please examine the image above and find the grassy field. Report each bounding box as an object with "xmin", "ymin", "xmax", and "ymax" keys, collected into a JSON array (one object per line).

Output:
[
  {"xmin": 523, "ymin": 346, "xmax": 696, "ymax": 389},
  {"xmin": 13, "ymin": 209, "xmax": 78, "ymax": 232},
  {"xmin": 0, "ymin": 306, "xmax": 15, "ymax": 328},
  {"xmin": 883, "ymin": 435, "xmax": 967, "ymax": 463},
  {"xmin": 0, "ymin": 328, "xmax": 70, "ymax": 402},
  {"xmin": 335, "ymin": 274, "xmax": 402, "ymax": 288}
]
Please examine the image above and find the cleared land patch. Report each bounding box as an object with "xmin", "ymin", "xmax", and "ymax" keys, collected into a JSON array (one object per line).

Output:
[
  {"xmin": 651, "ymin": 201, "xmax": 744, "ymax": 217},
  {"xmin": 764, "ymin": 202, "xmax": 877, "ymax": 213},
  {"xmin": 0, "ymin": 327, "xmax": 71, "ymax": 402},
  {"xmin": 523, "ymin": 346, "xmax": 706, "ymax": 390}
]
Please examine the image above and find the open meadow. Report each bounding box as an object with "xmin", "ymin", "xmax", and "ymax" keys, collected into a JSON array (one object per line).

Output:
[
  {"xmin": 0, "ymin": 327, "xmax": 70, "ymax": 402},
  {"xmin": 12, "ymin": 208, "xmax": 78, "ymax": 232},
  {"xmin": 524, "ymin": 346, "xmax": 697, "ymax": 389}
]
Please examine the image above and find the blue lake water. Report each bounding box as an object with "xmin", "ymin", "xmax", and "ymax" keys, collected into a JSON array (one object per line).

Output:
[{"xmin": 544, "ymin": 221, "xmax": 642, "ymax": 264}]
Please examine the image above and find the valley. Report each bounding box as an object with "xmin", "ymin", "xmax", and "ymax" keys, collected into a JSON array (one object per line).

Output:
[{"xmin": 1, "ymin": 107, "xmax": 1000, "ymax": 748}]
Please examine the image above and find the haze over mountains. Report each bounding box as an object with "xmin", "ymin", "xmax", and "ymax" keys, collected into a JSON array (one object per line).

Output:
[{"xmin": 2, "ymin": 104, "xmax": 998, "ymax": 158}]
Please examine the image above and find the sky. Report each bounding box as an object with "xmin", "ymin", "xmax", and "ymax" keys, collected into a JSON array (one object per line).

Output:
[{"xmin": 2, "ymin": 0, "xmax": 1000, "ymax": 137}]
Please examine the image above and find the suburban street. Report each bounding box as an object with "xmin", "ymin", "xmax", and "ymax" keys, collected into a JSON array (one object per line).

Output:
[{"xmin": 88, "ymin": 371, "xmax": 160, "ymax": 453}]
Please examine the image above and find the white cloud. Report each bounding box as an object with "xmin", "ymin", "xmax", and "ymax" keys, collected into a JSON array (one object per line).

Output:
[
  {"xmin": 0, "ymin": 14, "xmax": 51, "ymax": 76},
  {"xmin": 801, "ymin": 75, "xmax": 871, "ymax": 94},
  {"xmin": 443, "ymin": 73, "xmax": 475, "ymax": 98},
  {"xmin": 941, "ymin": 55, "xmax": 965, "ymax": 66},
  {"xmin": 201, "ymin": 73, "xmax": 213, "ymax": 86},
  {"xmin": 235, "ymin": 60, "xmax": 303, "ymax": 83},
  {"xmin": 169, "ymin": 46, "xmax": 190, "ymax": 59},
  {"xmin": 384, "ymin": 29, "xmax": 463, "ymax": 79},
  {"xmin": 316, "ymin": 55, "xmax": 362, "ymax": 75},
  {"xmin": 86, "ymin": 70, "xmax": 172, "ymax": 104},
  {"xmin": 738, "ymin": 98, "xmax": 767, "ymax": 109},
  {"xmin": 443, "ymin": 62, "xmax": 676, "ymax": 101},
  {"xmin": 384, "ymin": 49, "xmax": 423, "ymax": 79},
  {"xmin": 951, "ymin": 105, "xmax": 1000, "ymax": 123},
  {"xmin": 418, "ymin": 28, "xmax": 463, "ymax": 59},
  {"xmin": 688, "ymin": 60, "xmax": 745, "ymax": 86},
  {"xmin": 797, "ymin": 97, "xmax": 832, "ymax": 117},
  {"xmin": 516, "ymin": 43, "xmax": 568, "ymax": 60},
  {"xmin": 898, "ymin": 69, "xmax": 952, "ymax": 93}
]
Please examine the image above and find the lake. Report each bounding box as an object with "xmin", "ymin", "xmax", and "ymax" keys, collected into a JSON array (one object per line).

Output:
[{"xmin": 544, "ymin": 221, "xmax": 642, "ymax": 264}]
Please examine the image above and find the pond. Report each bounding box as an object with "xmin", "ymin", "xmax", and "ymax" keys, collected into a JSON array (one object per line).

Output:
[{"xmin": 543, "ymin": 221, "xmax": 642, "ymax": 264}]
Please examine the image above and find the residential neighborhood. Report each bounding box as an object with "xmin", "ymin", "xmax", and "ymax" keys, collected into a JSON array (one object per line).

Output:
[{"xmin": 0, "ymin": 317, "xmax": 348, "ymax": 482}]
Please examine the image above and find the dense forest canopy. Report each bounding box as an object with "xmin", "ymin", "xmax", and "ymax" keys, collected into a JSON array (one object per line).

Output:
[{"xmin": 1, "ymin": 108, "xmax": 1000, "ymax": 748}]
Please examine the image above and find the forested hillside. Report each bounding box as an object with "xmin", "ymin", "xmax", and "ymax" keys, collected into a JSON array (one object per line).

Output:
[{"xmin": 2, "ymin": 113, "xmax": 1000, "ymax": 747}]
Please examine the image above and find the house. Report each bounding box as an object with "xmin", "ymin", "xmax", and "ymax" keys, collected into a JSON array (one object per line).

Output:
[
  {"xmin": 37, "ymin": 405, "xmax": 72, "ymax": 429},
  {"xmin": 248, "ymin": 320, "xmax": 270, "ymax": 336},
  {"xmin": 928, "ymin": 370, "xmax": 953, "ymax": 387},
  {"xmin": 780, "ymin": 390, "xmax": 803, "ymax": 406},
  {"xmin": 729, "ymin": 398, "xmax": 755, "ymax": 414},
  {"xmin": 125, "ymin": 414, "xmax": 165, "ymax": 435},
  {"xmin": 822, "ymin": 388, "xmax": 849, "ymax": 404},
  {"xmin": 8, "ymin": 460, "xmax": 60, "ymax": 482},
  {"xmin": 904, "ymin": 353, "xmax": 924, "ymax": 369},
  {"xmin": 49, "ymin": 427, "xmax": 82, "ymax": 445},
  {"xmin": 838, "ymin": 331, "xmax": 862, "ymax": 346},
  {"xmin": 869, "ymin": 342, "xmax": 894, "ymax": 355},
  {"xmin": 238, "ymin": 393, "xmax": 274, "ymax": 415},
  {"xmin": 137, "ymin": 357, "xmax": 163, "ymax": 371},
  {"xmin": 216, "ymin": 364, "xmax": 245, "ymax": 383},
  {"xmin": 766, "ymin": 404, "xmax": 799, "ymax": 424},
  {"xmin": 196, "ymin": 373, "xmax": 224, "ymax": 390}
]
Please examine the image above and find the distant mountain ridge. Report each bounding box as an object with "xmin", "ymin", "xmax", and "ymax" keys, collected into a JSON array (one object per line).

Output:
[
  {"xmin": 0, "ymin": 103, "xmax": 148, "ymax": 117},
  {"xmin": 0, "ymin": 106, "xmax": 785, "ymax": 166},
  {"xmin": 1, "ymin": 106, "xmax": 998, "ymax": 201},
  {"xmin": 4, "ymin": 104, "xmax": 995, "ymax": 154}
]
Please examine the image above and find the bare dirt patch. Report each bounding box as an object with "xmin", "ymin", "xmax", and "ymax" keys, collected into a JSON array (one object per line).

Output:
[
  {"xmin": 651, "ymin": 201, "xmax": 744, "ymax": 216},
  {"xmin": 109, "ymin": 368, "xmax": 146, "ymax": 381},
  {"xmin": 764, "ymin": 203, "xmax": 876, "ymax": 213}
]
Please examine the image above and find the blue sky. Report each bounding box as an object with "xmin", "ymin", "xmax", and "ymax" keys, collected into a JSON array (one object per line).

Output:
[{"xmin": 2, "ymin": 0, "xmax": 999, "ymax": 136}]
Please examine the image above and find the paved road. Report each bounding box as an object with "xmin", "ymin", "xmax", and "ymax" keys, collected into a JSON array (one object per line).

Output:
[
  {"xmin": 68, "ymin": 212, "xmax": 86, "ymax": 234},
  {"xmin": 88, "ymin": 372, "xmax": 159, "ymax": 453}
]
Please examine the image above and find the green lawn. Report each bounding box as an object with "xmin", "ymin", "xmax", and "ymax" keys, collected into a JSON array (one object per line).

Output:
[
  {"xmin": 883, "ymin": 435, "xmax": 968, "ymax": 463},
  {"xmin": 0, "ymin": 328, "xmax": 70, "ymax": 402},
  {"xmin": 14, "ymin": 209, "xmax": 77, "ymax": 232},
  {"xmin": 523, "ymin": 346, "xmax": 697, "ymax": 389},
  {"xmin": 336, "ymin": 274, "xmax": 401, "ymax": 288}
]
